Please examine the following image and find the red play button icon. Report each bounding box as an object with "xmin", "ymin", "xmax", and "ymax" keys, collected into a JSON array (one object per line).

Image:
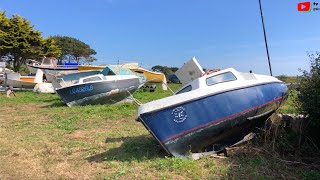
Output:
[{"xmin": 298, "ymin": 2, "xmax": 311, "ymax": 12}]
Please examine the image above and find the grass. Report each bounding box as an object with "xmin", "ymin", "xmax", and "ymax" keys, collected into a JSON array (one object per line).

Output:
[
  {"xmin": 0, "ymin": 84, "xmax": 316, "ymax": 179},
  {"xmin": 280, "ymin": 90, "xmax": 299, "ymax": 114}
]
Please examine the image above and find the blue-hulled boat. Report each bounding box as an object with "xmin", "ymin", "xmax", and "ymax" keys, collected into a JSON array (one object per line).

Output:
[
  {"xmin": 138, "ymin": 68, "xmax": 288, "ymax": 158},
  {"xmin": 53, "ymin": 65, "xmax": 143, "ymax": 106}
]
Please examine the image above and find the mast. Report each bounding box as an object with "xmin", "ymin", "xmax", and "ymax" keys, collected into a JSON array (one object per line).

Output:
[{"xmin": 258, "ymin": 0, "xmax": 273, "ymax": 76}]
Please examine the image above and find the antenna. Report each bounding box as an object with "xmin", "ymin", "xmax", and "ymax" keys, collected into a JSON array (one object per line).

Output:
[{"xmin": 258, "ymin": 0, "xmax": 273, "ymax": 76}]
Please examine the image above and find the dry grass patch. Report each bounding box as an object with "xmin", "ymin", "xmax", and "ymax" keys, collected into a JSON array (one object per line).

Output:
[{"xmin": 0, "ymin": 87, "xmax": 315, "ymax": 179}]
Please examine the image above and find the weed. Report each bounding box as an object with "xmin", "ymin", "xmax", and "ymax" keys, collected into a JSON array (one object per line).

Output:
[{"xmin": 302, "ymin": 170, "xmax": 320, "ymax": 180}]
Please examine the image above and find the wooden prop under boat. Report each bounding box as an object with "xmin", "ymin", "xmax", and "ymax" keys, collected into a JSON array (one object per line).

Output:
[{"xmin": 137, "ymin": 68, "xmax": 288, "ymax": 158}]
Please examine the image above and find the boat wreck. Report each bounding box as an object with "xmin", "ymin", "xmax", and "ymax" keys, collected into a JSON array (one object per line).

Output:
[
  {"xmin": 27, "ymin": 57, "xmax": 78, "ymax": 75},
  {"xmin": 53, "ymin": 66, "xmax": 142, "ymax": 106},
  {"xmin": 0, "ymin": 69, "xmax": 44, "ymax": 89},
  {"xmin": 137, "ymin": 68, "xmax": 288, "ymax": 158}
]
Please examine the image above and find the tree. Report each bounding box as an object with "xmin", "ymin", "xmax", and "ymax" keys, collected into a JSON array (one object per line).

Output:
[
  {"xmin": 0, "ymin": 11, "xmax": 61, "ymax": 71},
  {"xmin": 41, "ymin": 38, "xmax": 62, "ymax": 58},
  {"xmin": 0, "ymin": 11, "xmax": 11, "ymax": 57},
  {"xmin": 297, "ymin": 52, "xmax": 320, "ymax": 147},
  {"xmin": 151, "ymin": 65, "xmax": 179, "ymax": 75},
  {"xmin": 49, "ymin": 35, "xmax": 96, "ymax": 64}
]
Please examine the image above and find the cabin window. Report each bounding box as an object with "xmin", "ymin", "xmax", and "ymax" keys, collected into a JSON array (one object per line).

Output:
[
  {"xmin": 83, "ymin": 76, "xmax": 102, "ymax": 83},
  {"xmin": 206, "ymin": 72, "xmax": 236, "ymax": 86},
  {"xmin": 176, "ymin": 85, "xmax": 192, "ymax": 94}
]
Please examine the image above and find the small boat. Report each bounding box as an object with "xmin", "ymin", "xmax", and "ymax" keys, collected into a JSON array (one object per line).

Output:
[
  {"xmin": 27, "ymin": 57, "xmax": 78, "ymax": 75},
  {"xmin": 0, "ymin": 69, "xmax": 44, "ymax": 88},
  {"xmin": 137, "ymin": 68, "xmax": 288, "ymax": 158},
  {"xmin": 131, "ymin": 67, "xmax": 166, "ymax": 83},
  {"xmin": 53, "ymin": 66, "xmax": 142, "ymax": 106}
]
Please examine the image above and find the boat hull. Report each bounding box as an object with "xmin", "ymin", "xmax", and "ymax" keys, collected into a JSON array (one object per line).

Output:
[
  {"xmin": 138, "ymin": 82, "xmax": 288, "ymax": 157},
  {"xmin": 131, "ymin": 68, "xmax": 166, "ymax": 83},
  {"xmin": 78, "ymin": 65, "xmax": 106, "ymax": 71},
  {"xmin": 4, "ymin": 78, "xmax": 37, "ymax": 88},
  {"xmin": 27, "ymin": 65, "xmax": 78, "ymax": 75},
  {"xmin": 56, "ymin": 77, "xmax": 140, "ymax": 106}
]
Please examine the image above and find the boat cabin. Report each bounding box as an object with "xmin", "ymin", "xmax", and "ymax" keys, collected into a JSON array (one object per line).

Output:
[{"xmin": 175, "ymin": 68, "xmax": 257, "ymax": 95}]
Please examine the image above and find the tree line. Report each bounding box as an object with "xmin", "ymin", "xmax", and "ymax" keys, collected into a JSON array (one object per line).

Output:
[{"xmin": 0, "ymin": 11, "xmax": 96, "ymax": 71}]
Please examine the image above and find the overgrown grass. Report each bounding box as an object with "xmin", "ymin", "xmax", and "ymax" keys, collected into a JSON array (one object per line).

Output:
[
  {"xmin": 276, "ymin": 75, "xmax": 300, "ymax": 84},
  {"xmin": 0, "ymin": 84, "xmax": 316, "ymax": 179},
  {"xmin": 280, "ymin": 90, "xmax": 299, "ymax": 114}
]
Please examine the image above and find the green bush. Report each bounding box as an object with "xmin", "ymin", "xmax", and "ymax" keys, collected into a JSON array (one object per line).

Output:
[
  {"xmin": 298, "ymin": 52, "xmax": 320, "ymax": 147},
  {"xmin": 18, "ymin": 65, "xmax": 30, "ymax": 75},
  {"xmin": 5, "ymin": 64, "xmax": 13, "ymax": 70}
]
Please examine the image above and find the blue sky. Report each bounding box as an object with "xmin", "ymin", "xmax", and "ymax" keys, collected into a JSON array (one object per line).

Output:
[{"xmin": 0, "ymin": 0, "xmax": 319, "ymax": 75}]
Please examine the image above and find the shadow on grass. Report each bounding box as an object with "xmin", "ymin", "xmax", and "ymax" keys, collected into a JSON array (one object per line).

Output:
[
  {"xmin": 41, "ymin": 101, "xmax": 67, "ymax": 108},
  {"xmin": 86, "ymin": 135, "xmax": 167, "ymax": 162},
  {"xmin": 41, "ymin": 98, "xmax": 62, "ymax": 103}
]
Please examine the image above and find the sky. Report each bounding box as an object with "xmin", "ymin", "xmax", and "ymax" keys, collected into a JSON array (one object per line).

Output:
[{"xmin": 0, "ymin": 0, "xmax": 319, "ymax": 75}]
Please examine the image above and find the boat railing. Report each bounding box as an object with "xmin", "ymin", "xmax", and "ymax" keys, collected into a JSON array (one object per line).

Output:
[{"xmin": 32, "ymin": 64, "xmax": 78, "ymax": 68}]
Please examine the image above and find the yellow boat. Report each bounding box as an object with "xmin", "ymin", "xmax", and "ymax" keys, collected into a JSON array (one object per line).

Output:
[
  {"xmin": 78, "ymin": 65, "xmax": 106, "ymax": 71},
  {"xmin": 131, "ymin": 68, "xmax": 166, "ymax": 83}
]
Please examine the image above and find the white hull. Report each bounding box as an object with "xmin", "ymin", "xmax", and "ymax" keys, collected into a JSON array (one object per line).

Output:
[
  {"xmin": 4, "ymin": 78, "xmax": 37, "ymax": 88},
  {"xmin": 44, "ymin": 70, "xmax": 78, "ymax": 82},
  {"xmin": 33, "ymin": 83, "xmax": 55, "ymax": 93}
]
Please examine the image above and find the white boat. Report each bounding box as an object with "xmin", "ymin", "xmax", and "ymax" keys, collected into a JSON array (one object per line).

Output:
[
  {"xmin": 138, "ymin": 68, "xmax": 288, "ymax": 158},
  {"xmin": 0, "ymin": 69, "xmax": 44, "ymax": 89},
  {"xmin": 27, "ymin": 57, "xmax": 78, "ymax": 75}
]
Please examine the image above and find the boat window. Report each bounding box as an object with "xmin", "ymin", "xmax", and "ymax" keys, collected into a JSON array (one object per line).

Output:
[
  {"xmin": 135, "ymin": 71, "xmax": 144, "ymax": 74},
  {"xmin": 206, "ymin": 72, "xmax": 236, "ymax": 86},
  {"xmin": 83, "ymin": 76, "xmax": 102, "ymax": 83},
  {"xmin": 176, "ymin": 85, "xmax": 192, "ymax": 94}
]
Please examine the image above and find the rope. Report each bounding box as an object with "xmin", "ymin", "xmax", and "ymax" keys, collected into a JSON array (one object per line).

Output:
[{"xmin": 126, "ymin": 90, "xmax": 142, "ymax": 106}]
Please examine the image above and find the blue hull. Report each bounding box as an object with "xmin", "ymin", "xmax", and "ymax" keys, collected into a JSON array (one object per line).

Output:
[
  {"xmin": 56, "ymin": 78, "xmax": 140, "ymax": 106},
  {"xmin": 139, "ymin": 82, "xmax": 288, "ymax": 157}
]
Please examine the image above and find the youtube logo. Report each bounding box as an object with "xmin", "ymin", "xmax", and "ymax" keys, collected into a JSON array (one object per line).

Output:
[{"xmin": 298, "ymin": 2, "xmax": 311, "ymax": 12}]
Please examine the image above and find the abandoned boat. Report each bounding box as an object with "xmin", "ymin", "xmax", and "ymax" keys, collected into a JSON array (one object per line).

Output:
[
  {"xmin": 0, "ymin": 69, "xmax": 44, "ymax": 88},
  {"xmin": 131, "ymin": 67, "xmax": 166, "ymax": 83},
  {"xmin": 137, "ymin": 68, "xmax": 288, "ymax": 158},
  {"xmin": 27, "ymin": 57, "xmax": 78, "ymax": 75},
  {"xmin": 54, "ymin": 66, "xmax": 142, "ymax": 106}
]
